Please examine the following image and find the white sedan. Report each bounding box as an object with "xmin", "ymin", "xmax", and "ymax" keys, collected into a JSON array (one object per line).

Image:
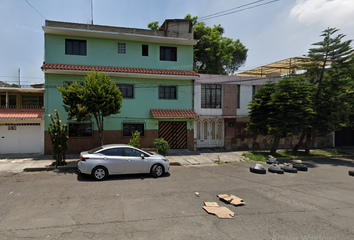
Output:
[{"xmin": 78, "ymin": 144, "xmax": 170, "ymax": 181}]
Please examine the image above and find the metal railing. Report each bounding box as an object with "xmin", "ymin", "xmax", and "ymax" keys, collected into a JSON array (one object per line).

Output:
[{"xmin": 0, "ymin": 105, "xmax": 44, "ymax": 109}]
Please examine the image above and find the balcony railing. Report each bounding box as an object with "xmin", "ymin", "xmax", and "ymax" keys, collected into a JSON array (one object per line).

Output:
[{"xmin": 0, "ymin": 105, "xmax": 44, "ymax": 109}]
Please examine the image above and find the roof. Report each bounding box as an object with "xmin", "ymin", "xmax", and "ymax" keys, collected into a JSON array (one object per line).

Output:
[
  {"xmin": 41, "ymin": 63, "xmax": 199, "ymax": 77},
  {"xmin": 0, "ymin": 109, "xmax": 45, "ymax": 119},
  {"xmin": 43, "ymin": 20, "xmax": 197, "ymax": 45},
  {"xmin": 236, "ymin": 57, "xmax": 309, "ymax": 77},
  {"xmin": 151, "ymin": 109, "xmax": 198, "ymax": 118}
]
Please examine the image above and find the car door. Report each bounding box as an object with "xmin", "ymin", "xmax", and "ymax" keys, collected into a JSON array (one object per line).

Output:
[
  {"xmin": 123, "ymin": 148, "xmax": 149, "ymax": 173},
  {"xmin": 99, "ymin": 148, "xmax": 126, "ymax": 174}
]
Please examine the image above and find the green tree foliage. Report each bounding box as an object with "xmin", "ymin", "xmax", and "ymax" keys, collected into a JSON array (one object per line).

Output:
[
  {"xmin": 48, "ymin": 110, "xmax": 68, "ymax": 166},
  {"xmin": 128, "ymin": 131, "xmax": 141, "ymax": 148},
  {"xmin": 147, "ymin": 21, "xmax": 159, "ymax": 30},
  {"xmin": 248, "ymin": 77, "xmax": 314, "ymax": 155},
  {"xmin": 58, "ymin": 72, "xmax": 123, "ymax": 146},
  {"xmin": 293, "ymin": 28, "xmax": 354, "ymax": 154},
  {"xmin": 154, "ymin": 138, "xmax": 169, "ymax": 156},
  {"xmin": 147, "ymin": 14, "xmax": 248, "ymax": 74}
]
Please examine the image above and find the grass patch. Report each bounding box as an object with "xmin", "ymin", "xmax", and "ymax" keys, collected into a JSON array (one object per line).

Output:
[{"xmin": 242, "ymin": 149, "xmax": 350, "ymax": 161}]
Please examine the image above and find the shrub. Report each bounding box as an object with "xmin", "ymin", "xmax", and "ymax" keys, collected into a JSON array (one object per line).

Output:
[
  {"xmin": 128, "ymin": 131, "xmax": 141, "ymax": 148},
  {"xmin": 48, "ymin": 110, "xmax": 68, "ymax": 166},
  {"xmin": 154, "ymin": 138, "xmax": 169, "ymax": 156}
]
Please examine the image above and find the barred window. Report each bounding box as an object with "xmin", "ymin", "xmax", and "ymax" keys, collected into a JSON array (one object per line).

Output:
[
  {"xmin": 159, "ymin": 86, "xmax": 177, "ymax": 99},
  {"xmin": 201, "ymin": 84, "xmax": 221, "ymax": 108},
  {"xmin": 118, "ymin": 43, "xmax": 126, "ymax": 54},
  {"xmin": 65, "ymin": 39, "xmax": 86, "ymax": 56},
  {"xmin": 69, "ymin": 123, "xmax": 92, "ymax": 137},
  {"xmin": 117, "ymin": 84, "xmax": 133, "ymax": 98},
  {"xmin": 123, "ymin": 124, "xmax": 144, "ymax": 137}
]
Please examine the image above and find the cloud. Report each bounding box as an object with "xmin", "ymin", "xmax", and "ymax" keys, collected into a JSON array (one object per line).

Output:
[{"xmin": 290, "ymin": 0, "xmax": 354, "ymax": 27}]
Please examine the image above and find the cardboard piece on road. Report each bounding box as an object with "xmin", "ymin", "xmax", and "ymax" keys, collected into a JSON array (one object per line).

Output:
[
  {"xmin": 203, "ymin": 202, "xmax": 235, "ymax": 219},
  {"xmin": 218, "ymin": 194, "xmax": 246, "ymax": 206}
]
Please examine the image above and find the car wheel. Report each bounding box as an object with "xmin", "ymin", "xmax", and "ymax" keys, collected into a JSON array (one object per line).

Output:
[
  {"xmin": 349, "ymin": 170, "xmax": 354, "ymax": 176},
  {"xmin": 250, "ymin": 167, "xmax": 266, "ymax": 174},
  {"xmin": 91, "ymin": 166, "xmax": 108, "ymax": 181},
  {"xmin": 293, "ymin": 164, "xmax": 308, "ymax": 171},
  {"xmin": 151, "ymin": 164, "xmax": 164, "ymax": 178},
  {"xmin": 266, "ymin": 160, "xmax": 278, "ymax": 164}
]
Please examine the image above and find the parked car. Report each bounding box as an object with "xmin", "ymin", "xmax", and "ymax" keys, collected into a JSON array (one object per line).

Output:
[{"xmin": 78, "ymin": 144, "xmax": 170, "ymax": 180}]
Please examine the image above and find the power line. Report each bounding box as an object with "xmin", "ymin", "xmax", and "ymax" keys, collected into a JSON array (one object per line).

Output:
[
  {"xmin": 199, "ymin": 0, "xmax": 281, "ymax": 21},
  {"xmin": 199, "ymin": 0, "xmax": 268, "ymax": 20},
  {"xmin": 24, "ymin": 0, "xmax": 45, "ymax": 20}
]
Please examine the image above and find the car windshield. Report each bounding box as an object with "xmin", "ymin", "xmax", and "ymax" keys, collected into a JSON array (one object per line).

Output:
[{"xmin": 88, "ymin": 146, "xmax": 103, "ymax": 154}]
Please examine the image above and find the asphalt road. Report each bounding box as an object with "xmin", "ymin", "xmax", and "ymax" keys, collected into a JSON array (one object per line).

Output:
[{"xmin": 0, "ymin": 158, "xmax": 354, "ymax": 240}]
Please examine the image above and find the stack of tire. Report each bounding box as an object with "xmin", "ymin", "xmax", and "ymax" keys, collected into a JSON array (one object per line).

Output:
[{"xmin": 249, "ymin": 155, "xmax": 308, "ymax": 174}]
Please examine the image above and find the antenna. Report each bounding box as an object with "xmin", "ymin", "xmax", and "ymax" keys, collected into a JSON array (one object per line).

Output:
[{"xmin": 91, "ymin": 0, "xmax": 93, "ymax": 25}]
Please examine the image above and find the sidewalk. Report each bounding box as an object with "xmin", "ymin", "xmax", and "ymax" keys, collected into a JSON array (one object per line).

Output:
[{"xmin": 0, "ymin": 149, "xmax": 248, "ymax": 173}]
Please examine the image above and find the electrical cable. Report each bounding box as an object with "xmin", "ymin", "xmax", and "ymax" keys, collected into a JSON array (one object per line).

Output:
[{"xmin": 24, "ymin": 0, "xmax": 45, "ymax": 20}]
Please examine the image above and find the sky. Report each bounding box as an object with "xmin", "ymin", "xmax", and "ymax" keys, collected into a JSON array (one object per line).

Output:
[{"xmin": 1, "ymin": 0, "xmax": 354, "ymax": 85}]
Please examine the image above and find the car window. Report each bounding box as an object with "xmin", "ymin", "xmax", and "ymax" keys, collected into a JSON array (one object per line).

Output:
[
  {"xmin": 88, "ymin": 146, "xmax": 103, "ymax": 154},
  {"xmin": 99, "ymin": 148, "xmax": 122, "ymax": 156},
  {"xmin": 123, "ymin": 148, "xmax": 147, "ymax": 157}
]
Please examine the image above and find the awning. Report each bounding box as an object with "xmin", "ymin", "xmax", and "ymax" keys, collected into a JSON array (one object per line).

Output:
[
  {"xmin": 151, "ymin": 109, "xmax": 198, "ymax": 118},
  {"xmin": 0, "ymin": 109, "xmax": 44, "ymax": 120}
]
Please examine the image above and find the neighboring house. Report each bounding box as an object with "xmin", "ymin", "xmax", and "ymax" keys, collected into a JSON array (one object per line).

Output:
[
  {"xmin": 194, "ymin": 74, "xmax": 275, "ymax": 150},
  {"xmin": 0, "ymin": 87, "xmax": 45, "ymax": 154},
  {"xmin": 194, "ymin": 58, "xmax": 334, "ymax": 150},
  {"xmin": 42, "ymin": 20, "xmax": 199, "ymax": 154}
]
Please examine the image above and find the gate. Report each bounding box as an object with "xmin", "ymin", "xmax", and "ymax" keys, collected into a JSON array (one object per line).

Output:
[{"xmin": 158, "ymin": 121, "xmax": 187, "ymax": 149}]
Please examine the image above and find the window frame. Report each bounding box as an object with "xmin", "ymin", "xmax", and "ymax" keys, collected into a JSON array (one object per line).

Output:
[
  {"xmin": 159, "ymin": 86, "xmax": 177, "ymax": 100},
  {"xmin": 65, "ymin": 39, "xmax": 87, "ymax": 56},
  {"xmin": 122, "ymin": 123, "xmax": 145, "ymax": 137},
  {"xmin": 160, "ymin": 46, "xmax": 177, "ymax": 61},
  {"xmin": 116, "ymin": 84, "xmax": 134, "ymax": 99},
  {"xmin": 68, "ymin": 123, "xmax": 93, "ymax": 138},
  {"xmin": 201, "ymin": 84, "xmax": 222, "ymax": 109},
  {"xmin": 142, "ymin": 44, "xmax": 149, "ymax": 56},
  {"xmin": 118, "ymin": 43, "xmax": 126, "ymax": 54}
]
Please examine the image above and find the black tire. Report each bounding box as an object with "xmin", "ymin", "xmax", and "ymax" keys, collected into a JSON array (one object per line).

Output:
[
  {"xmin": 293, "ymin": 164, "xmax": 308, "ymax": 171},
  {"xmin": 91, "ymin": 166, "xmax": 108, "ymax": 181},
  {"xmin": 349, "ymin": 170, "xmax": 354, "ymax": 176},
  {"xmin": 266, "ymin": 160, "xmax": 278, "ymax": 164},
  {"xmin": 268, "ymin": 168, "xmax": 284, "ymax": 174},
  {"xmin": 151, "ymin": 164, "xmax": 164, "ymax": 178},
  {"xmin": 250, "ymin": 167, "xmax": 266, "ymax": 174},
  {"xmin": 282, "ymin": 167, "xmax": 298, "ymax": 173}
]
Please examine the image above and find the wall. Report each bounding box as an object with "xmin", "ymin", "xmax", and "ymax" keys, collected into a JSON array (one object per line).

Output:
[
  {"xmin": 237, "ymin": 85, "xmax": 252, "ymax": 116},
  {"xmin": 45, "ymin": 34, "xmax": 194, "ymax": 71}
]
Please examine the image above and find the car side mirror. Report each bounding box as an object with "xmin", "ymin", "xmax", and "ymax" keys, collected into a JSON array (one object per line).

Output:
[{"xmin": 141, "ymin": 154, "xmax": 145, "ymax": 159}]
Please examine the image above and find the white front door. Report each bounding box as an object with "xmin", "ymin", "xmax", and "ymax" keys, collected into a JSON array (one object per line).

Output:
[{"xmin": 195, "ymin": 119, "xmax": 224, "ymax": 148}]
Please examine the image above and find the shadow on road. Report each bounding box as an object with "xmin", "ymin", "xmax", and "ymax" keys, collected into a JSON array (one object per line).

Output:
[{"xmin": 76, "ymin": 172, "xmax": 171, "ymax": 182}]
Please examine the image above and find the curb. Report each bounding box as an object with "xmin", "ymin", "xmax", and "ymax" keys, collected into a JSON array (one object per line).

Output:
[{"xmin": 23, "ymin": 166, "xmax": 78, "ymax": 172}]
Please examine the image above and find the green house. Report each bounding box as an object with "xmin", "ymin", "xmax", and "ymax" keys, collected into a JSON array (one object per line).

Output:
[{"xmin": 42, "ymin": 20, "xmax": 199, "ymax": 154}]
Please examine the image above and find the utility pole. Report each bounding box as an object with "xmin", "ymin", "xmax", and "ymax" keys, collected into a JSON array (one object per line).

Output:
[
  {"xmin": 91, "ymin": 0, "xmax": 93, "ymax": 25},
  {"xmin": 18, "ymin": 68, "xmax": 21, "ymax": 87}
]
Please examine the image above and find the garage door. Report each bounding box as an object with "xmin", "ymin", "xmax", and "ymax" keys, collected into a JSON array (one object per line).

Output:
[
  {"xmin": 0, "ymin": 123, "xmax": 42, "ymax": 154},
  {"xmin": 158, "ymin": 121, "xmax": 187, "ymax": 149}
]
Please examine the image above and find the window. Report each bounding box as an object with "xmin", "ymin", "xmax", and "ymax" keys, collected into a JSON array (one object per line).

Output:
[
  {"xmin": 65, "ymin": 39, "xmax": 86, "ymax": 56},
  {"xmin": 159, "ymin": 86, "xmax": 177, "ymax": 99},
  {"xmin": 116, "ymin": 84, "xmax": 133, "ymax": 98},
  {"xmin": 69, "ymin": 123, "xmax": 92, "ymax": 137},
  {"xmin": 123, "ymin": 124, "xmax": 144, "ymax": 137},
  {"xmin": 118, "ymin": 43, "xmax": 126, "ymax": 54},
  {"xmin": 100, "ymin": 148, "xmax": 122, "ymax": 156},
  {"xmin": 22, "ymin": 95, "xmax": 43, "ymax": 108},
  {"xmin": 160, "ymin": 46, "xmax": 177, "ymax": 61},
  {"xmin": 201, "ymin": 84, "xmax": 221, "ymax": 108},
  {"xmin": 0, "ymin": 95, "xmax": 17, "ymax": 108},
  {"xmin": 237, "ymin": 85, "xmax": 241, "ymax": 108},
  {"xmin": 142, "ymin": 45, "xmax": 148, "ymax": 56},
  {"xmin": 123, "ymin": 148, "xmax": 147, "ymax": 157}
]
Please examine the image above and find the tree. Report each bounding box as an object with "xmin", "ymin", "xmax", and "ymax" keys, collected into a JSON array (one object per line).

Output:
[
  {"xmin": 48, "ymin": 109, "xmax": 69, "ymax": 166},
  {"xmin": 248, "ymin": 77, "xmax": 314, "ymax": 155},
  {"xmin": 147, "ymin": 21, "xmax": 159, "ymax": 30},
  {"xmin": 147, "ymin": 14, "xmax": 248, "ymax": 75},
  {"xmin": 293, "ymin": 28, "xmax": 354, "ymax": 154},
  {"xmin": 58, "ymin": 72, "xmax": 123, "ymax": 146}
]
